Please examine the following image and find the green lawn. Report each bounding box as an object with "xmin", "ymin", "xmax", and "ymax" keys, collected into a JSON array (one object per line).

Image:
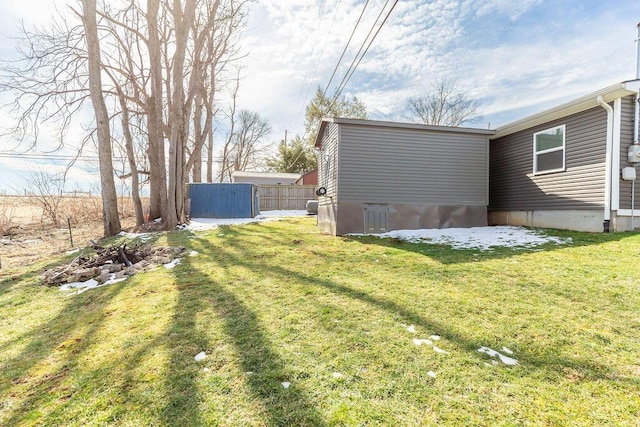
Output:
[{"xmin": 1, "ymin": 217, "xmax": 639, "ymax": 426}]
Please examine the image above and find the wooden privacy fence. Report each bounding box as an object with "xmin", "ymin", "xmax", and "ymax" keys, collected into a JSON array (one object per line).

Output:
[{"xmin": 258, "ymin": 185, "xmax": 316, "ymax": 211}]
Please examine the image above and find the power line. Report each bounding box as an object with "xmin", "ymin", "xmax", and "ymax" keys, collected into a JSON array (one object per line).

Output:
[
  {"xmin": 329, "ymin": 0, "xmax": 399, "ymax": 111},
  {"xmin": 323, "ymin": 0, "xmax": 371, "ymax": 97},
  {"xmin": 0, "ymin": 152, "xmax": 220, "ymax": 164}
]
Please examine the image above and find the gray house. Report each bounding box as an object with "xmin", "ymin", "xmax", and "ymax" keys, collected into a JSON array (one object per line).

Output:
[
  {"xmin": 314, "ymin": 118, "xmax": 494, "ymax": 235},
  {"xmin": 489, "ymin": 79, "xmax": 640, "ymax": 232}
]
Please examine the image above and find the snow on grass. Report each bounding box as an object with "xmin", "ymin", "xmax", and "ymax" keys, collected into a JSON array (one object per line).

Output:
[
  {"xmin": 163, "ymin": 259, "xmax": 181, "ymax": 269},
  {"xmin": 433, "ymin": 346, "xmax": 450, "ymax": 354},
  {"xmin": 187, "ymin": 210, "xmax": 308, "ymax": 231},
  {"xmin": 353, "ymin": 226, "xmax": 570, "ymax": 250},
  {"xmin": 478, "ymin": 346, "xmax": 519, "ymax": 365},
  {"xmin": 60, "ymin": 274, "xmax": 128, "ymax": 294},
  {"xmin": 117, "ymin": 231, "xmax": 155, "ymax": 242}
]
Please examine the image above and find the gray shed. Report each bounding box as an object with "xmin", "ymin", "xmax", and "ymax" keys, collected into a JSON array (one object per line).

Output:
[{"xmin": 313, "ymin": 118, "xmax": 495, "ymax": 235}]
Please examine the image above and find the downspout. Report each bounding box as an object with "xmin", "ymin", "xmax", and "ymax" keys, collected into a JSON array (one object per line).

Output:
[
  {"xmin": 635, "ymin": 21, "xmax": 640, "ymax": 145},
  {"xmin": 597, "ymin": 96, "xmax": 613, "ymax": 232},
  {"xmin": 631, "ymin": 21, "xmax": 640, "ymax": 230}
]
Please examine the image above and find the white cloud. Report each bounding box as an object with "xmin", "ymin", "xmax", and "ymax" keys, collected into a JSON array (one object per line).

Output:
[{"xmin": 1, "ymin": 0, "xmax": 638, "ymax": 192}]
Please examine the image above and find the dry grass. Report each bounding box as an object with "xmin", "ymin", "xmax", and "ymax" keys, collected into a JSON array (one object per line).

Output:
[{"xmin": 0, "ymin": 195, "xmax": 138, "ymax": 272}]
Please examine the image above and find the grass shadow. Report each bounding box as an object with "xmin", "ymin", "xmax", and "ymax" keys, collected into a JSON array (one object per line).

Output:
[
  {"xmin": 215, "ymin": 223, "xmax": 633, "ymax": 385},
  {"xmin": 0, "ymin": 282, "xmax": 127, "ymax": 425},
  {"xmin": 181, "ymin": 233, "xmax": 327, "ymax": 426}
]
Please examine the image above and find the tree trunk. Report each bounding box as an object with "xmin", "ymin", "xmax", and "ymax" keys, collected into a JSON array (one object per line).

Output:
[
  {"xmin": 207, "ymin": 128, "xmax": 214, "ymax": 182},
  {"xmin": 192, "ymin": 101, "xmax": 203, "ymax": 183},
  {"xmin": 166, "ymin": 0, "xmax": 197, "ymax": 229},
  {"xmin": 80, "ymin": 0, "xmax": 121, "ymax": 237},
  {"xmin": 116, "ymin": 86, "xmax": 145, "ymax": 226},
  {"xmin": 146, "ymin": 0, "xmax": 168, "ymax": 222}
]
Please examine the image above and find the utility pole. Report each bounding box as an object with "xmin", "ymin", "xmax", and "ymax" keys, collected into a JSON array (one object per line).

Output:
[{"xmin": 284, "ymin": 130, "xmax": 288, "ymax": 171}]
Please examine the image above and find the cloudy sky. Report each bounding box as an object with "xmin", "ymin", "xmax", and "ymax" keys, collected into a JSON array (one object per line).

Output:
[{"xmin": 0, "ymin": 0, "xmax": 639, "ymax": 193}]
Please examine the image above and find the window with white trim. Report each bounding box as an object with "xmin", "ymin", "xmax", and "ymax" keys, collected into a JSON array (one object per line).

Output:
[{"xmin": 533, "ymin": 125, "xmax": 565, "ymax": 174}]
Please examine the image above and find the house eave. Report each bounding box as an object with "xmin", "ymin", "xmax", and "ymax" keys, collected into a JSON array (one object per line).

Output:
[{"xmin": 492, "ymin": 79, "xmax": 640, "ymax": 140}]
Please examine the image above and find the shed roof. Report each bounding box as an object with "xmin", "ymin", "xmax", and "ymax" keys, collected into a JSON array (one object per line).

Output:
[
  {"xmin": 231, "ymin": 171, "xmax": 301, "ymax": 180},
  {"xmin": 314, "ymin": 117, "xmax": 495, "ymax": 149},
  {"xmin": 493, "ymin": 79, "xmax": 640, "ymax": 139}
]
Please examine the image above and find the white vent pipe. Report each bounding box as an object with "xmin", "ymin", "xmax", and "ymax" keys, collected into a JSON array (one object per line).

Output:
[{"xmin": 636, "ymin": 21, "xmax": 640, "ymax": 79}]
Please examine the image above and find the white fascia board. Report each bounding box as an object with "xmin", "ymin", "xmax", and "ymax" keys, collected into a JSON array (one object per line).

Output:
[{"xmin": 493, "ymin": 80, "xmax": 640, "ymax": 139}]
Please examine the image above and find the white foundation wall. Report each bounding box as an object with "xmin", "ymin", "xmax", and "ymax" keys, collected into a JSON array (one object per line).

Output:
[{"xmin": 489, "ymin": 210, "xmax": 606, "ymax": 232}]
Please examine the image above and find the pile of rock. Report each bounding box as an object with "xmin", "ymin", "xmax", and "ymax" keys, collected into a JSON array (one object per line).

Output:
[{"xmin": 41, "ymin": 243, "xmax": 186, "ymax": 286}]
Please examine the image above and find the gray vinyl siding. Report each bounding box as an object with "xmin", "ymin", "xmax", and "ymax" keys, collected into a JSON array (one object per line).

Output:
[
  {"xmin": 490, "ymin": 105, "xmax": 608, "ymax": 211},
  {"xmin": 318, "ymin": 123, "xmax": 339, "ymax": 201},
  {"xmin": 337, "ymin": 125, "xmax": 488, "ymax": 205},
  {"xmin": 618, "ymin": 95, "xmax": 638, "ymax": 210}
]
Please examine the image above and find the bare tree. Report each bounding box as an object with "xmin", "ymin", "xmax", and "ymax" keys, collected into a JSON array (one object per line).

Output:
[
  {"xmin": 0, "ymin": 11, "xmax": 90, "ymax": 150},
  {"xmin": 218, "ymin": 67, "xmax": 240, "ymax": 182},
  {"xmin": 229, "ymin": 110, "xmax": 271, "ymax": 174},
  {"xmin": 405, "ymin": 78, "xmax": 481, "ymax": 127},
  {"xmin": 2, "ymin": 0, "xmax": 251, "ymax": 231},
  {"xmin": 27, "ymin": 170, "xmax": 65, "ymax": 227},
  {"xmin": 80, "ymin": 0, "xmax": 121, "ymax": 236},
  {"xmin": 144, "ymin": 0, "xmax": 169, "ymax": 221}
]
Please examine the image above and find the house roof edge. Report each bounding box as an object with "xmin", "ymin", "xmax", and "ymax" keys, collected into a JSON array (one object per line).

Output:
[{"xmin": 492, "ymin": 79, "xmax": 640, "ymax": 139}]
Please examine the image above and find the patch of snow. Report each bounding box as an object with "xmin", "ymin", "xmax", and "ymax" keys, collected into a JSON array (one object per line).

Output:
[
  {"xmin": 163, "ymin": 259, "xmax": 181, "ymax": 269},
  {"xmin": 501, "ymin": 347, "xmax": 514, "ymax": 355},
  {"xmin": 60, "ymin": 278, "xmax": 100, "ymax": 293},
  {"xmin": 194, "ymin": 351, "xmax": 207, "ymax": 362},
  {"xmin": 187, "ymin": 210, "xmax": 308, "ymax": 231},
  {"xmin": 429, "ymin": 335, "xmax": 441, "ymax": 341},
  {"xmin": 350, "ymin": 226, "xmax": 571, "ymax": 251},
  {"xmin": 413, "ymin": 339, "xmax": 433, "ymax": 346},
  {"xmin": 203, "ymin": 367, "xmax": 210, "ymax": 372},
  {"xmin": 407, "ymin": 325, "xmax": 417, "ymax": 334},
  {"xmin": 427, "ymin": 371, "xmax": 436, "ymax": 378},
  {"xmin": 118, "ymin": 231, "xmax": 154, "ymax": 242},
  {"xmin": 189, "ymin": 250, "xmax": 199, "ymax": 257},
  {"xmin": 433, "ymin": 346, "xmax": 449, "ymax": 354},
  {"xmin": 104, "ymin": 274, "xmax": 128, "ymax": 286},
  {"xmin": 281, "ymin": 381, "xmax": 291, "ymax": 389},
  {"xmin": 59, "ymin": 270, "xmax": 130, "ymax": 294},
  {"xmin": 477, "ymin": 346, "xmax": 518, "ymax": 365},
  {"xmin": 65, "ymin": 248, "xmax": 80, "ymax": 255}
]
